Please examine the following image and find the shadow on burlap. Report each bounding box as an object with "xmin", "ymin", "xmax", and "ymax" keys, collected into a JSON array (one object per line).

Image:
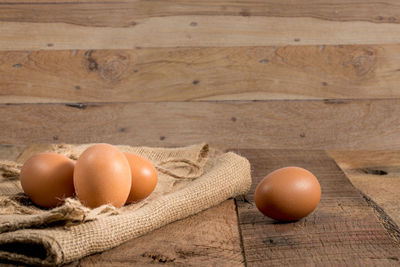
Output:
[{"xmin": 0, "ymin": 143, "xmax": 251, "ymax": 266}]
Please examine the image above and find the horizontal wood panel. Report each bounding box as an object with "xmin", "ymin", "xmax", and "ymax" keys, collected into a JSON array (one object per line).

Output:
[
  {"xmin": 1, "ymin": 1, "xmax": 400, "ymax": 27},
  {"xmin": 2, "ymin": 16, "xmax": 400, "ymax": 50},
  {"xmin": 2, "ymin": 45, "xmax": 400, "ymax": 103},
  {"xmin": 0, "ymin": 144, "xmax": 25, "ymax": 161},
  {"xmin": 1, "ymin": 100, "xmax": 400, "ymax": 150}
]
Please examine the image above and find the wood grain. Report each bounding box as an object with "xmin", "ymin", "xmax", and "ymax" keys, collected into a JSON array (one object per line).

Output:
[
  {"xmin": 1, "ymin": 100, "xmax": 400, "ymax": 150},
  {"xmin": 329, "ymin": 150, "xmax": 400, "ymax": 231},
  {"xmin": 0, "ymin": 144, "xmax": 25, "ymax": 184},
  {"xmin": 2, "ymin": 45, "xmax": 399, "ymax": 103},
  {"xmin": 15, "ymin": 144, "xmax": 54, "ymax": 164},
  {"xmin": 0, "ymin": 144, "xmax": 25, "ymax": 161},
  {"xmin": 77, "ymin": 200, "xmax": 243, "ymax": 266},
  {"xmin": 236, "ymin": 149, "xmax": 400, "ymax": 265},
  {"xmin": 1, "ymin": 0, "xmax": 400, "ymax": 27},
  {"xmin": 2, "ymin": 16, "xmax": 400, "ymax": 50}
]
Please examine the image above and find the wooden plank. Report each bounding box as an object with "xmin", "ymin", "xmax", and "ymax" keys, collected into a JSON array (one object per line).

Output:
[
  {"xmin": 2, "ymin": 16, "xmax": 400, "ymax": 50},
  {"xmin": 235, "ymin": 149, "xmax": 400, "ymax": 265},
  {"xmin": 2, "ymin": 45, "xmax": 400, "ymax": 103},
  {"xmin": 0, "ymin": 144, "xmax": 25, "ymax": 185},
  {"xmin": 1, "ymin": 100, "xmax": 400, "ymax": 150},
  {"xmin": 0, "ymin": 144, "xmax": 25, "ymax": 161},
  {"xmin": 329, "ymin": 150, "xmax": 400, "ymax": 230},
  {"xmin": 10, "ymin": 144, "xmax": 244, "ymax": 266},
  {"xmin": 15, "ymin": 144, "xmax": 54, "ymax": 164},
  {"xmin": 1, "ymin": 0, "xmax": 400, "ymax": 27},
  {"xmin": 76, "ymin": 200, "xmax": 243, "ymax": 266}
]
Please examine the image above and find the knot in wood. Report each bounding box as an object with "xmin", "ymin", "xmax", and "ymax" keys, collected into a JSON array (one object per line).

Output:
[
  {"xmin": 100, "ymin": 59, "xmax": 127, "ymax": 82},
  {"xmin": 347, "ymin": 47, "xmax": 377, "ymax": 77}
]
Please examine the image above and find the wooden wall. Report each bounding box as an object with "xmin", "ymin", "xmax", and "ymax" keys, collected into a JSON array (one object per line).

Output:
[{"xmin": 1, "ymin": 0, "xmax": 400, "ymax": 149}]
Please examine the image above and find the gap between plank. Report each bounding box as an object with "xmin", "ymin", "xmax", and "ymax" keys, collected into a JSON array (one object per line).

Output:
[
  {"xmin": 2, "ymin": 97, "xmax": 400, "ymax": 106},
  {"xmin": 234, "ymin": 197, "xmax": 248, "ymax": 267}
]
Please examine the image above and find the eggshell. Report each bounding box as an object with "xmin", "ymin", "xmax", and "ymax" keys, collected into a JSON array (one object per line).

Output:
[
  {"xmin": 124, "ymin": 153, "xmax": 158, "ymax": 203},
  {"xmin": 20, "ymin": 153, "xmax": 75, "ymax": 208},
  {"xmin": 254, "ymin": 166, "xmax": 321, "ymax": 221},
  {"xmin": 73, "ymin": 144, "xmax": 131, "ymax": 208}
]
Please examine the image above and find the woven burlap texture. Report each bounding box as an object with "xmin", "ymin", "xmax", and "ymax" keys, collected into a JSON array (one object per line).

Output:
[{"xmin": 0, "ymin": 143, "xmax": 251, "ymax": 266}]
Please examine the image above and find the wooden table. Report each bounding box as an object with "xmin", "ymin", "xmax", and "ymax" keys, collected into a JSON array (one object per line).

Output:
[{"xmin": 2, "ymin": 144, "xmax": 400, "ymax": 266}]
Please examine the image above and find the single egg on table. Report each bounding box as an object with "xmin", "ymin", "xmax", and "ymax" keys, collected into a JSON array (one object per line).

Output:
[
  {"xmin": 254, "ymin": 166, "xmax": 321, "ymax": 221},
  {"xmin": 73, "ymin": 144, "xmax": 132, "ymax": 209},
  {"xmin": 20, "ymin": 153, "xmax": 75, "ymax": 208},
  {"xmin": 124, "ymin": 152, "xmax": 158, "ymax": 203}
]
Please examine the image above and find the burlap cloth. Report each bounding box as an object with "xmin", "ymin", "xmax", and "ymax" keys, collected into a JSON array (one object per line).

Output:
[{"xmin": 0, "ymin": 143, "xmax": 251, "ymax": 266}]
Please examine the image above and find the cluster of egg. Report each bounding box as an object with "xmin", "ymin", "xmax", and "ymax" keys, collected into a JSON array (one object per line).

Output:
[{"xmin": 19, "ymin": 144, "xmax": 158, "ymax": 209}]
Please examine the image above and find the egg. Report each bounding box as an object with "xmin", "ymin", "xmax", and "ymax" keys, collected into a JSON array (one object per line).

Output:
[
  {"xmin": 20, "ymin": 153, "xmax": 75, "ymax": 208},
  {"xmin": 73, "ymin": 144, "xmax": 131, "ymax": 209},
  {"xmin": 254, "ymin": 166, "xmax": 321, "ymax": 221},
  {"xmin": 124, "ymin": 153, "xmax": 158, "ymax": 203}
]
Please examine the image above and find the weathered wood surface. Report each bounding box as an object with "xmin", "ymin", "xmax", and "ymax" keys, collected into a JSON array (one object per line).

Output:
[
  {"xmin": 3, "ymin": 15, "xmax": 400, "ymax": 51},
  {"xmin": 2, "ymin": 100, "xmax": 400, "ymax": 150},
  {"xmin": 0, "ymin": 144, "xmax": 25, "ymax": 183},
  {"xmin": 2, "ymin": 0, "xmax": 400, "ymax": 27},
  {"xmin": 76, "ymin": 200, "xmax": 243, "ymax": 266},
  {"xmin": 2, "ymin": 1, "xmax": 400, "ymax": 150},
  {"xmin": 2, "ymin": 44, "xmax": 399, "ymax": 103},
  {"xmin": 0, "ymin": 144, "xmax": 25, "ymax": 161},
  {"xmin": 235, "ymin": 149, "xmax": 400, "ymax": 266},
  {"xmin": 329, "ymin": 150, "xmax": 400, "ymax": 231},
  {"xmin": 2, "ymin": 145, "xmax": 400, "ymax": 265}
]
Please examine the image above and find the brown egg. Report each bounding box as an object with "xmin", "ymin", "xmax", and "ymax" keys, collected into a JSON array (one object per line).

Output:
[
  {"xmin": 20, "ymin": 153, "xmax": 75, "ymax": 208},
  {"xmin": 254, "ymin": 166, "xmax": 321, "ymax": 221},
  {"xmin": 73, "ymin": 144, "xmax": 131, "ymax": 209},
  {"xmin": 124, "ymin": 153, "xmax": 158, "ymax": 203}
]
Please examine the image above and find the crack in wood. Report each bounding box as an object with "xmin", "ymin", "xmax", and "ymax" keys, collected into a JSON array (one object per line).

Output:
[
  {"xmin": 361, "ymin": 192, "xmax": 400, "ymax": 245},
  {"xmin": 234, "ymin": 197, "xmax": 248, "ymax": 267},
  {"xmin": 141, "ymin": 252, "xmax": 175, "ymax": 263},
  {"xmin": 65, "ymin": 103, "xmax": 87, "ymax": 110},
  {"xmin": 360, "ymin": 168, "xmax": 388, "ymax": 175}
]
